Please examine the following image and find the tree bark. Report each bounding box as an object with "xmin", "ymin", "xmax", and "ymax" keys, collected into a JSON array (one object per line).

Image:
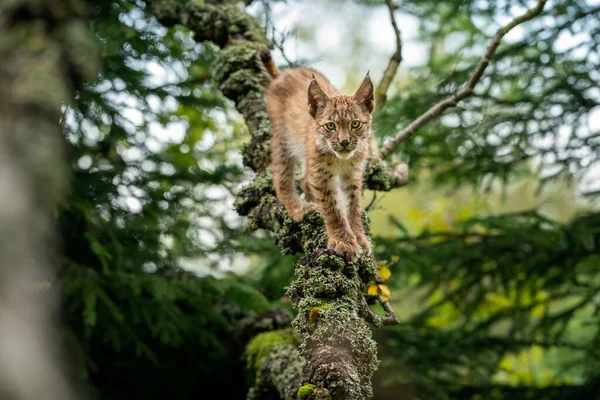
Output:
[
  {"xmin": 0, "ymin": 0, "xmax": 98, "ymax": 399},
  {"xmin": 147, "ymin": 1, "xmax": 383, "ymax": 398}
]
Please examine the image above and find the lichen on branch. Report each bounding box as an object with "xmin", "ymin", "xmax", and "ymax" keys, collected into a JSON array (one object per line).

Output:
[
  {"xmin": 246, "ymin": 330, "xmax": 304, "ymax": 400},
  {"xmin": 288, "ymin": 251, "xmax": 379, "ymax": 400}
]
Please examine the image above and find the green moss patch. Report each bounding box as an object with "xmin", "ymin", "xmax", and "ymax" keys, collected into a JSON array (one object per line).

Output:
[
  {"xmin": 245, "ymin": 329, "xmax": 296, "ymax": 370},
  {"xmin": 297, "ymin": 384, "xmax": 317, "ymax": 400}
]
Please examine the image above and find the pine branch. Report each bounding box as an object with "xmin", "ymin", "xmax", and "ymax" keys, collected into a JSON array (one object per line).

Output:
[
  {"xmin": 375, "ymin": 0, "xmax": 403, "ymax": 109},
  {"xmin": 380, "ymin": 0, "xmax": 548, "ymax": 158}
]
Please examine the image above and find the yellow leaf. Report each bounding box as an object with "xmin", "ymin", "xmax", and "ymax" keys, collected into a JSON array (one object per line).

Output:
[
  {"xmin": 367, "ymin": 284, "xmax": 378, "ymax": 296},
  {"xmin": 378, "ymin": 284, "xmax": 391, "ymax": 301},
  {"xmin": 379, "ymin": 266, "xmax": 392, "ymax": 282}
]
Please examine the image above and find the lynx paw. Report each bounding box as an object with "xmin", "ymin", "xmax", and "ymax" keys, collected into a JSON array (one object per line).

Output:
[
  {"xmin": 355, "ymin": 232, "xmax": 372, "ymax": 257},
  {"xmin": 328, "ymin": 238, "xmax": 360, "ymax": 262},
  {"xmin": 290, "ymin": 202, "xmax": 318, "ymax": 222}
]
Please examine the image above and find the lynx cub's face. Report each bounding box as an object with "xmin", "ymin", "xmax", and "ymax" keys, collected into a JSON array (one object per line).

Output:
[{"xmin": 307, "ymin": 74, "xmax": 375, "ymax": 160}]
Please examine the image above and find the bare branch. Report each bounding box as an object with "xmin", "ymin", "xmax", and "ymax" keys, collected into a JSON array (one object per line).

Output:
[
  {"xmin": 380, "ymin": 0, "xmax": 547, "ymax": 158},
  {"xmin": 375, "ymin": 0, "xmax": 403, "ymax": 109},
  {"xmin": 365, "ymin": 191, "xmax": 377, "ymax": 212},
  {"xmin": 360, "ymin": 293, "xmax": 399, "ymax": 326},
  {"xmin": 378, "ymin": 295, "xmax": 401, "ymax": 325}
]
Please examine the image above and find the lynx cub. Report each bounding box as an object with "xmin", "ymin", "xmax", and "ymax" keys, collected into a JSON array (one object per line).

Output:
[{"xmin": 260, "ymin": 50, "xmax": 374, "ymax": 261}]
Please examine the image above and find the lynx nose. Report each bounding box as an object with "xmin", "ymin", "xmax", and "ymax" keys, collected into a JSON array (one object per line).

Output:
[{"xmin": 340, "ymin": 139, "xmax": 350, "ymax": 148}]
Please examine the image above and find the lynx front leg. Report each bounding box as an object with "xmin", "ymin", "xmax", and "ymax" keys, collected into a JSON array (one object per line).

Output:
[
  {"xmin": 342, "ymin": 172, "xmax": 372, "ymax": 257},
  {"xmin": 272, "ymin": 139, "xmax": 316, "ymax": 222},
  {"xmin": 309, "ymin": 166, "xmax": 360, "ymax": 261}
]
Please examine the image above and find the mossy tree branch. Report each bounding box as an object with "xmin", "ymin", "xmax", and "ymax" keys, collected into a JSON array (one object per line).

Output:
[{"xmin": 146, "ymin": 0, "xmax": 393, "ymax": 398}]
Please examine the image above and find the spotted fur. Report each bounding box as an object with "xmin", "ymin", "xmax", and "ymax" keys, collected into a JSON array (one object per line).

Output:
[{"xmin": 262, "ymin": 53, "xmax": 374, "ymax": 261}]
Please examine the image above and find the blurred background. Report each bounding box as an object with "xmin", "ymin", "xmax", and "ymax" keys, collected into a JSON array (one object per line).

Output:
[{"xmin": 2, "ymin": 0, "xmax": 599, "ymax": 399}]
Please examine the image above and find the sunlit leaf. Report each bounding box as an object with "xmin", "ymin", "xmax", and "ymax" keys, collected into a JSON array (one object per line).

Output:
[{"xmin": 379, "ymin": 265, "xmax": 392, "ymax": 282}]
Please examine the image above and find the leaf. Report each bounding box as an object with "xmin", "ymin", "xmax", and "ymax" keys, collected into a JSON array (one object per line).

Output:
[
  {"xmin": 367, "ymin": 284, "xmax": 378, "ymax": 296},
  {"xmin": 379, "ymin": 266, "xmax": 392, "ymax": 282},
  {"xmin": 378, "ymin": 284, "xmax": 391, "ymax": 302}
]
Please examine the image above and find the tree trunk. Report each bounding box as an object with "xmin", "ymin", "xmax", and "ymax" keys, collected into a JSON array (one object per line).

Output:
[
  {"xmin": 0, "ymin": 0, "xmax": 98, "ymax": 399},
  {"xmin": 147, "ymin": 1, "xmax": 394, "ymax": 398}
]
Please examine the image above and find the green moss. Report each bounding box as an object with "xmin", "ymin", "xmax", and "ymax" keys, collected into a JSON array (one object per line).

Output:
[
  {"xmin": 248, "ymin": 343, "xmax": 304, "ymax": 400},
  {"xmin": 297, "ymin": 384, "xmax": 317, "ymax": 400},
  {"xmin": 234, "ymin": 170, "xmax": 276, "ymax": 216},
  {"xmin": 265, "ymin": 345, "xmax": 304, "ymax": 399},
  {"xmin": 308, "ymin": 302, "xmax": 329, "ymax": 330},
  {"xmin": 188, "ymin": 3, "xmax": 268, "ymax": 47},
  {"xmin": 298, "ymin": 212, "xmax": 328, "ymax": 253},
  {"xmin": 219, "ymin": 69, "xmax": 267, "ymax": 101},
  {"xmin": 287, "ymin": 249, "xmax": 379, "ymax": 399},
  {"xmin": 364, "ymin": 158, "xmax": 395, "ymax": 191},
  {"xmin": 242, "ymin": 136, "xmax": 272, "ymax": 172},
  {"xmin": 245, "ymin": 329, "xmax": 296, "ymax": 370},
  {"xmin": 212, "ymin": 40, "xmax": 266, "ymax": 84}
]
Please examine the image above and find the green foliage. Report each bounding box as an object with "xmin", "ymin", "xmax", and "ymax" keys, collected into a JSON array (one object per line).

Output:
[
  {"xmin": 58, "ymin": 0, "xmax": 281, "ymax": 398},
  {"xmin": 365, "ymin": 2, "xmax": 600, "ymax": 398},
  {"xmin": 373, "ymin": 211, "xmax": 600, "ymax": 398},
  {"xmin": 375, "ymin": 0, "xmax": 599, "ymax": 190}
]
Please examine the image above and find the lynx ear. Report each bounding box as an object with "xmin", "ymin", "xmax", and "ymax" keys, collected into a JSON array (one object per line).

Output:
[
  {"xmin": 307, "ymin": 76, "xmax": 329, "ymax": 117},
  {"xmin": 353, "ymin": 72, "xmax": 374, "ymax": 113}
]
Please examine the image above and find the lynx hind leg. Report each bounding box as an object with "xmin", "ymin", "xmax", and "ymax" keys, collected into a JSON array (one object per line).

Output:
[
  {"xmin": 300, "ymin": 168, "xmax": 315, "ymax": 202},
  {"xmin": 271, "ymin": 138, "xmax": 315, "ymax": 222}
]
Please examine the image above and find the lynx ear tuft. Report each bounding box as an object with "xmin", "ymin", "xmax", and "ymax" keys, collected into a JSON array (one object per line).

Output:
[
  {"xmin": 307, "ymin": 78, "xmax": 329, "ymax": 118},
  {"xmin": 353, "ymin": 72, "xmax": 374, "ymax": 113}
]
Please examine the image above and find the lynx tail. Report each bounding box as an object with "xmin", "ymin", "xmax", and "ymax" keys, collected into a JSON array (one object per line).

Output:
[{"xmin": 258, "ymin": 49, "xmax": 280, "ymax": 79}]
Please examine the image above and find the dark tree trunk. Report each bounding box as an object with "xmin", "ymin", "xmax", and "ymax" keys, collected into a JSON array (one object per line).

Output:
[{"xmin": 0, "ymin": 0, "xmax": 98, "ymax": 399}]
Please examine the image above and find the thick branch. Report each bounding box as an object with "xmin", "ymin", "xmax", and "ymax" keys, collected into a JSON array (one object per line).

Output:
[
  {"xmin": 375, "ymin": 0, "xmax": 403, "ymax": 109},
  {"xmin": 380, "ymin": 0, "xmax": 547, "ymax": 158}
]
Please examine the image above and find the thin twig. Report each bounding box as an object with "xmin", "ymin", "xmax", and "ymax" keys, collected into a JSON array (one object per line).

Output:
[
  {"xmin": 272, "ymin": 33, "xmax": 296, "ymax": 67},
  {"xmin": 365, "ymin": 191, "xmax": 377, "ymax": 212},
  {"xmin": 380, "ymin": 0, "xmax": 547, "ymax": 158},
  {"xmin": 378, "ymin": 295, "xmax": 400, "ymax": 325},
  {"xmin": 362, "ymin": 264, "xmax": 402, "ymax": 326},
  {"xmin": 375, "ymin": 0, "xmax": 403, "ymax": 109},
  {"xmin": 361, "ymin": 293, "xmax": 399, "ymax": 326}
]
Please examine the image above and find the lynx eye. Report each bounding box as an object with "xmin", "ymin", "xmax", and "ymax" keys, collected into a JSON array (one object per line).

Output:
[
  {"xmin": 351, "ymin": 120, "xmax": 362, "ymax": 129},
  {"xmin": 325, "ymin": 122, "xmax": 336, "ymax": 131}
]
